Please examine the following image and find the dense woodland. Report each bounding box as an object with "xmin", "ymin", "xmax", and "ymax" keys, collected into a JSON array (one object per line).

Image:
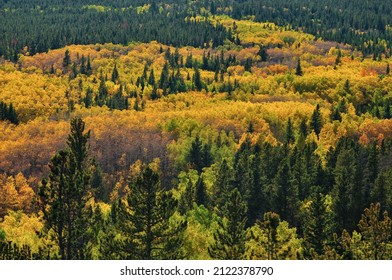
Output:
[{"xmin": 1, "ymin": 1, "xmax": 392, "ymax": 260}]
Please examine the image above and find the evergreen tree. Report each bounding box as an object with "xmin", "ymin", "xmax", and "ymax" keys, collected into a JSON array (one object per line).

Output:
[
  {"xmin": 273, "ymin": 159, "xmax": 299, "ymax": 226},
  {"xmin": 208, "ymin": 189, "xmax": 247, "ymax": 260},
  {"xmin": 302, "ymin": 191, "xmax": 334, "ymax": 258},
  {"xmin": 120, "ymin": 166, "xmax": 186, "ymax": 259},
  {"xmin": 96, "ymin": 78, "xmax": 108, "ymax": 106},
  {"xmin": 335, "ymin": 49, "xmax": 342, "ymax": 65},
  {"xmin": 258, "ymin": 45, "xmax": 268, "ymax": 62},
  {"xmin": 332, "ymin": 147, "xmax": 362, "ymax": 233},
  {"xmin": 159, "ymin": 62, "xmax": 169, "ymax": 94},
  {"xmin": 213, "ymin": 159, "xmax": 235, "ymax": 209},
  {"xmin": 310, "ymin": 104, "xmax": 323, "ymax": 136},
  {"xmin": 80, "ymin": 55, "xmax": 86, "ymax": 75},
  {"xmin": 370, "ymin": 172, "xmax": 390, "ymax": 213},
  {"xmin": 257, "ymin": 212, "xmax": 280, "ymax": 260},
  {"xmin": 343, "ymin": 79, "xmax": 351, "ymax": 94},
  {"xmin": 295, "ymin": 58, "xmax": 303, "ymax": 76},
  {"xmin": 86, "ymin": 55, "xmax": 92, "ymax": 75},
  {"xmin": 285, "ymin": 117, "xmax": 295, "ymax": 145},
  {"xmin": 384, "ymin": 99, "xmax": 391, "ymax": 119},
  {"xmin": 193, "ymin": 65, "xmax": 202, "ymax": 91},
  {"xmin": 39, "ymin": 117, "xmax": 92, "ymax": 259},
  {"xmin": 62, "ymin": 49, "xmax": 71, "ymax": 70},
  {"xmin": 187, "ymin": 136, "xmax": 212, "ymax": 173},
  {"xmin": 148, "ymin": 68, "xmax": 155, "ymax": 86},
  {"xmin": 84, "ymin": 87, "xmax": 93, "ymax": 108},
  {"xmin": 185, "ymin": 53, "xmax": 193, "ymax": 68},
  {"xmin": 195, "ymin": 176, "xmax": 209, "ymax": 208},
  {"xmin": 178, "ymin": 176, "xmax": 195, "ymax": 214},
  {"xmin": 111, "ymin": 64, "xmax": 119, "ymax": 83}
]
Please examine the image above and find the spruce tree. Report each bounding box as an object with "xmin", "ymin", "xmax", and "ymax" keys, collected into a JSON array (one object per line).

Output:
[
  {"xmin": 120, "ymin": 166, "xmax": 186, "ymax": 259},
  {"xmin": 39, "ymin": 117, "xmax": 92, "ymax": 259},
  {"xmin": 195, "ymin": 176, "xmax": 209, "ymax": 208},
  {"xmin": 86, "ymin": 55, "xmax": 92, "ymax": 76},
  {"xmin": 111, "ymin": 64, "xmax": 119, "ymax": 83},
  {"xmin": 310, "ymin": 104, "xmax": 323, "ymax": 136},
  {"xmin": 208, "ymin": 188, "xmax": 248, "ymax": 260},
  {"xmin": 213, "ymin": 159, "xmax": 235, "ymax": 209},
  {"xmin": 285, "ymin": 117, "xmax": 295, "ymax": 145},
  {"xmin": 302, "ymin": 191, "xmax": 334, "ymax": 258},
  {"xmin": 258, "ymin": 212, "xmax": 280, "ymax": 260},
  {"xmin": 193, "ymin": 65, "xmax": 202, "ymax": 91},
  {"xmin": 62, "ymin": 49, "xmax": 71, "ymax": 70},
  {"xmin": 332, "ymin": 147, "xmax": 362, "ymax": 233},
  {"xmin": 295, "ymin": 58, "xmax": 303, "ymax": 76},
  {"xmin": 273, "ymin": 159, "xmax": 299, "ymax": 226}
]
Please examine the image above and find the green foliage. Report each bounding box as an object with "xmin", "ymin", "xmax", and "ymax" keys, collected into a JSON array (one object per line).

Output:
[
  {"xmin": 0, "ymin": 101, "xmax": 19, "ymax": 124},
  {"xmin": 208, "ymin": 189, "xmax": 248, "ymax": 260},
  {"xmin": 39, "ymin": 117, "xmax": 92, "ymax": 260},
  {"xmin": 118, "ymin": 165, "xmax": 186, "ymax": 259},
  {"xmin": 247, "ymin": 212, "xmax": 302, "ymax": 260}
]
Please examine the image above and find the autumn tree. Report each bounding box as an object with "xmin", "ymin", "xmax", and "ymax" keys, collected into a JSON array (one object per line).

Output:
[
  {"xmin": 358, "ymin": 203, "xmax": 392, "ymax": 259},
  {"xmin": 248, "ymin": 212, "xmax": 302, "ymax": 260},
  {"xmin": 0, "ymin": 177, "xmax": 19, "ymax": 218}
]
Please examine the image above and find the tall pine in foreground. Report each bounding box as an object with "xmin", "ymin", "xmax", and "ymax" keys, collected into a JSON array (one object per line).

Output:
[
  {"xmin": 39, "ymin": 117, "xmax": 92, "ymax": 259},
  {"xmin": 120, "ymin": 165, "xmax": 186, "ymax": 260}
]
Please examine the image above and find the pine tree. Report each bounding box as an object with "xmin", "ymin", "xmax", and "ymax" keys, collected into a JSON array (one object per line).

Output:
[
  {"xmin": 208, "ymin": 189, "xmax": 247, "ymax": 260},
  {"xmin": 111, "ymin": 64, "xmax": 119, "ymax": 83},
  {"xmin": 62, "ymin": 49, "xmax": 71, "ymax": 70},
  {"xmin": 384, "ymin": 99, "xmax": 391, "ymax": 119},
  {"xmin": 370, "ymin": 172, "xmax": 389, "ymax": 212},
  {"xmin": 332, "ymin": 147, "xmax": 362, "ymax": 233},
  {"xmin": 273, "ymin": 159, "xmax": 299, "ymax": 226},
  {"xmin": 187, "ymin": 136, "xmax": 212, "ymax": 173},
  {"xmin": 302, "ymin": 191, "xmax": 334, "ymax": 258},
  {"xmin": 178, "ymin": 177, "xmax": 194, "ymax": 214},
  {"xmin": 285, "ymin": 117, "xmax": 295, "ymax": 145},
  {"xmin": 39, "ymin": 117, "xmax": 92, "ymax": 259},
  {"xmin": 159, "ymin": 62, "xmax": 169, "ymax": 94},
  {"xmin": 86, "ymin": 55, "xmax": 92, "ymax": 75},
  {"xmin": 257, "ymin": 212, "xmax": 280, "ymax": 260},
  {"xmin": 335, "ymin": 48, "xmax": 342, "ymax": 65},
  {"xmin": 295, "ymin": 58, "xmax": 303, "ymax": 76},
  {"xmin": 7, "ymin": 103, "xmax": 19, "ymax": 125},
  {"xmin": 193, "ymin": 65, "xmax": 202, "ymax": 91},
  {"xmin": 120, "ymin": 166, "xmax": 186, "ymax": 259},
  {"xmin": 148, "ymin": 68, "xmax": 155, "ymax": 86},
  {"xmin": 258, "ymin": 45, "xmax": 268, "ymax": 62},
  {"xmin": 310, "ymin": 104, "xmax": 323, "ymax": 136},
  {"xmin": 195, "ymin": 176, "xmax": 209, "ymax": 208},
  {"xmin": 84, "ymin": 87, "xmax": 93, "ymax": 108},
  {"xmin": 213, "ymin": 159, "xmax": 235, "ymax": 209},
  {"xmin": 80, "ymin": 55, "xmax": 86, "ymax": 75},
  {"xmin": 185, "ymin": 53, "xmax": 193, "ymax": 68}
]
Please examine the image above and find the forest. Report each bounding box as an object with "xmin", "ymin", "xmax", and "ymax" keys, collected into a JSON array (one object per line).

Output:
[{"xmin": 0, "ymin": 0, "xmax": 392, "ymax": 260}]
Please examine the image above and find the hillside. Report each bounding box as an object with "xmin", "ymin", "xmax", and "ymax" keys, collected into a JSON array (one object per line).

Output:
[{"xmin": 0, "ymin": 2, "xmax": 392, "ymax": 260}]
